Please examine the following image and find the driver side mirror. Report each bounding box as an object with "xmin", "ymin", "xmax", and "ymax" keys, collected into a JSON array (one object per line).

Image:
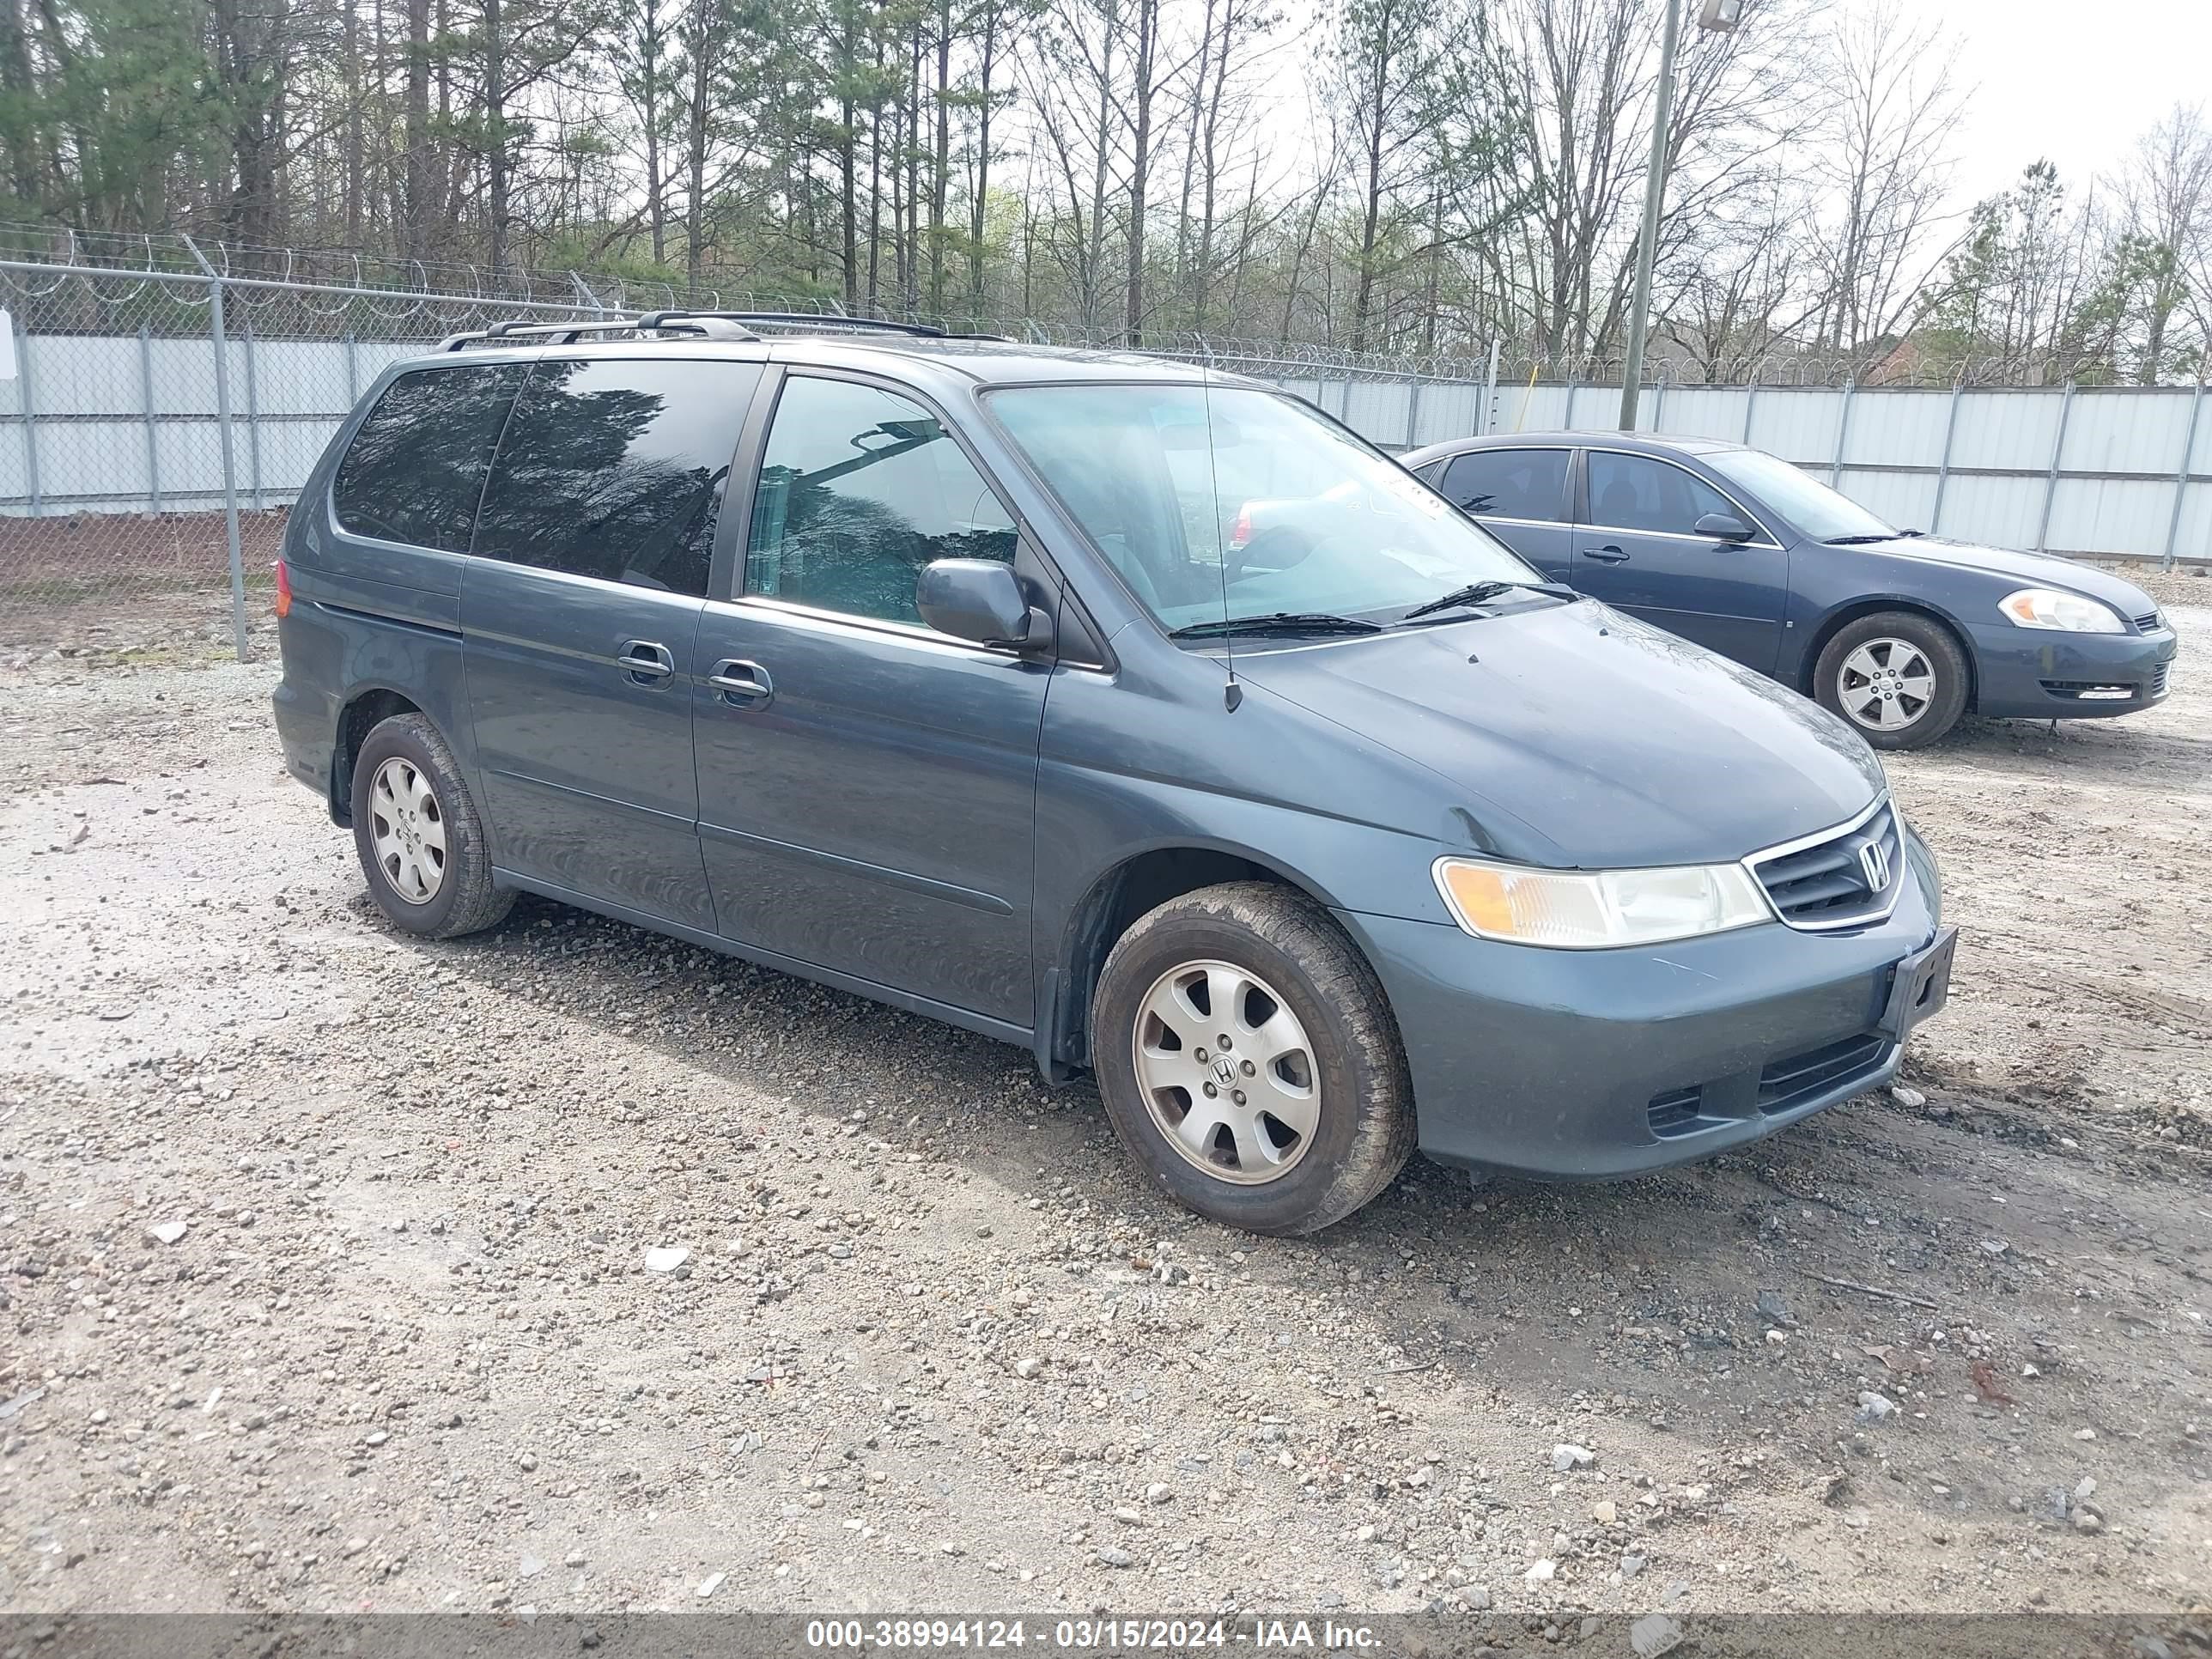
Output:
[
  {"xmin": 916, "ymin": 558, "xmax": 1053, "ymax": 653},
  {"xmin": 1693, "ymin": 511, "xmax": 1753, "ymax": 544}
]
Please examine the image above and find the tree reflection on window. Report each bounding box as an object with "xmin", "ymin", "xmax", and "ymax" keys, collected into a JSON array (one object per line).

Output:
[
  {"xmin": 473, "ymin": 357, "xmax": 751, "ymax": 598},
  {"xmin": 746, "ymin": 377, "xmax": 1016, "ymax": 626},
  {"xmin": 333, "ymin": 364, "xmax": 524, "ymax": 553}
]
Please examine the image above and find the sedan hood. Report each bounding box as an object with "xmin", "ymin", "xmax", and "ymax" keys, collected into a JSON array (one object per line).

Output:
[
  {"xmin": 1232, "ymin": 600, "xmax": 1885, "ymax": 868},
  {"xmin": 1856, "ymin": 537, "xmax": 2157, "ymax": 617}
]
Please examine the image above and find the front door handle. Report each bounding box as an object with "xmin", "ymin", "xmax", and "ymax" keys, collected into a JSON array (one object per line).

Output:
[
  {"xmin": 707, "ymin": 659, "xmax": 774, "ymax": 707},
  {"xmin": 1583, "ymin": 544, "xmax": 1631, "ymax": 564},
  {"xmin": 617, "ymin": 640, "xmax": 675, "ymax": 683}
]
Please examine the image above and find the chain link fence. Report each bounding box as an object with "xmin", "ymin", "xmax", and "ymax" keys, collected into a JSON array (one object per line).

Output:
[
  {"xmin": 0, "ymin": 255, "xmax": 625, "ymax": 657},
  {"xmin": 3, "ymin": 246, "xmax": 2205, "ymax": 663}
]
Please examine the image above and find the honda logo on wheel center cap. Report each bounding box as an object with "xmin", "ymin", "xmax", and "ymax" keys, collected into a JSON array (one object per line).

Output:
[{"xmin": 1212, "ymin": 1057, "xmax": 1238, "ymax": 1087}]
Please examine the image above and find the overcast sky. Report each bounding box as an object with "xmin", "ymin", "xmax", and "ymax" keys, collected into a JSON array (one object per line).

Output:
[{"xmin": 1941, "ymin": 0, "xmax": 2211, "ymax": 204}]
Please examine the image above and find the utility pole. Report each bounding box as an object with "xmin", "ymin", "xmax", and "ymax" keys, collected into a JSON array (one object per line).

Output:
[{"xmin": 1620, "ymin": 0, "xmax": 1742, "ymax": 430}]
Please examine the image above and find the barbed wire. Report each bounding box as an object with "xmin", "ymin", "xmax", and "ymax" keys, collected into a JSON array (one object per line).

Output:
[{"xmin": 0, "ymin": 228, "xmax": 2130, "ymax": 390}]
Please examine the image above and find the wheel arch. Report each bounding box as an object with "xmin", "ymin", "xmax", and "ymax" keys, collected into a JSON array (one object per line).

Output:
[
  {"xmin": 1043, "ymin": 842, "xmax": 1370, "ymax": 1079},
  {"xmin": 330, "ymin": 685, "xmax": 428, "ymax": 824},
  {"xmin": 1799, "ymin": 599, "xmax": 1978, "ymax": 711}
]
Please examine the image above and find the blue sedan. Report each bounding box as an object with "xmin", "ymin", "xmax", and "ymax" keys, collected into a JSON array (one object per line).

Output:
[{"xmin": 1401, "ymin": 432, "xmax": 2179, "ymax": 748}]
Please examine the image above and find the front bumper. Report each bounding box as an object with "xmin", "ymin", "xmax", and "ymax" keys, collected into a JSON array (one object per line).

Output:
[
  {"xmin": 1966, "ymin": 621, "xmax": 2176, "ymax": 720},
  {"xmin": 1340, "ymin": 831, "xmax": 1948, "ymax": 1180}
]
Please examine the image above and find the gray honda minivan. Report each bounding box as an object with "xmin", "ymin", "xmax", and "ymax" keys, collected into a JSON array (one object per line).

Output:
[{"xmin": 271, "ymin": 313, "xmax": 1954, "ymax": 1235}]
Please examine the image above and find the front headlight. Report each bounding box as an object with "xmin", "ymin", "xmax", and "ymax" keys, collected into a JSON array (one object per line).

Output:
[
  {"xmin": 1433, "ymin": 856, "xmax": 1773, "ymax": 949},
  {"xmin": 1998, "ymin": 587, "xmax": 2123, "ymax": 633}
]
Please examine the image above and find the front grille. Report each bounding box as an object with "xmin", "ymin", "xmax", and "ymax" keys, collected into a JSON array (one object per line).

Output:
[
  {"xmin": 1748, "ymin": 802, "xmax": 1903, "ymax": 931},
  {"xmin": 1647, "ymin": 1084, "xmax": 1705, "ymax": 1139},
  {"xmin": 1758, "ymin": 1031, "xmax": 1889, "ymax": 1116},
  {"xmin": 2150, "ymin": 660, "xmax": 2171, "ymax": 697},
  {"xmin": 2134, "ymin": 610, "xmax": 2164, "ymax": 633}
]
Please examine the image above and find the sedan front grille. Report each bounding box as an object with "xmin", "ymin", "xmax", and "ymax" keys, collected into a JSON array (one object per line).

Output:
[
  {"xmin": 2134, "ymin": 610, "xmax": 2164, "ymax": 633},
  {"xmin": 1747, "ymin": 801, "xmax": 1904, "ymax": 932}
]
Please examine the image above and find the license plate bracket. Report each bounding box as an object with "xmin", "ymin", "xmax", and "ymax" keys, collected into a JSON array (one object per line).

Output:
[{"xmin": 1881, "ymin": 926, "xmax": 1958, "ymax": 1041}]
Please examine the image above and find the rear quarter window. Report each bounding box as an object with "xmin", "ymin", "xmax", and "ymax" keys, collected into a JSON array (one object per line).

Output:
[
  {"xmin": 331, "ymin": 364, "xmax": 522, "ymax": 553},
  {"xmin": 1438, "ymin": 448, "xmax": 1569, "ymax": 520}
]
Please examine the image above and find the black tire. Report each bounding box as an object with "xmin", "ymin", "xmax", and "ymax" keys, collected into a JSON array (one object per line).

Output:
[
  {"xmin": 349, "ymin": 713, "xmax": 514, "ymax": 939},
  {"xmin": 1813, "ymin": 610, "xmax": 1971, "ymax": 750},
  {"xmin": 1091, "ymin": 882, "xmax": 1414, "ymax": 1236}
]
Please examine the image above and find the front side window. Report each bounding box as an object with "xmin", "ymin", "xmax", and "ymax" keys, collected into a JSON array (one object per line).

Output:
[
  {"xmin": 744, "ymin": 376, "xmax": 1016, "ymax": 626},
  {"xmin": 1705, "ymin": 446, "xmax": 1893, "ymax": 543},
  {"xmin": 332, "ymin": 364, "xmax": 522, "ymax": 553},
  {"xmin": 1585, "ymin": 452, "xmax": 1746, "ymax": 538},
  {"xmin": 471, "ymin": 357, "xmax": 752, "ymax": 598},
  {"xmin": 1438, "ymin": 448, "xmax": 1569, "ymax": 521},
  {"xmin": 989, "ymin": 384, "xmax": 1531, "ymax": 631}
]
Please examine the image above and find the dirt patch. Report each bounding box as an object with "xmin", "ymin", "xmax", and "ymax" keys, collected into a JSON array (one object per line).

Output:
[{"xmin": 0, "ymin": 599, "xmax": 2206, "ymax": 1620}]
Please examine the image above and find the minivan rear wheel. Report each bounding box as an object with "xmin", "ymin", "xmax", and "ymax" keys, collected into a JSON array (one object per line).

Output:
[
  {"xmin": 1814, "ymin": 611, "xmax": 1970, "ymax": 749},
  {"xmin": 1091, "ymin": 883, "xmax": 1413, "ymax": 1235},
  {"xmin": 349, "ymin": 713, "xmax": 514, "ymax": 939}
]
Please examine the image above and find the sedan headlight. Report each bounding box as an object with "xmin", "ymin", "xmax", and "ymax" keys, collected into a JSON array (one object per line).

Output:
[
  {"xmin": 1433, "ymin": 856, "xmax": 1773, "ymax": 949},
  {"xmin": 1997, "ymin": 587, "xmax": 2123, "ymax": 633}
]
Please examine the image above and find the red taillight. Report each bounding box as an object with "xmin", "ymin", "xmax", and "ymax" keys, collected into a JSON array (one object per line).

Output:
[
  {"xmin": 1229, "ymin": 504, "xmax": 1252, "ymax": 550},
  {"xmin": 273, "ymin": 556, "xmax": 292, "ymax": 618}
]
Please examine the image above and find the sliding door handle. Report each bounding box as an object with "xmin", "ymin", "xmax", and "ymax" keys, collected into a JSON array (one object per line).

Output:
[
  {"xmin": 707, "ymin": 659, "xmax": 774, "ymax": 707},
  {"xmin": 617, "ymin": 640, "xmax": 675, "ymax": 682}
]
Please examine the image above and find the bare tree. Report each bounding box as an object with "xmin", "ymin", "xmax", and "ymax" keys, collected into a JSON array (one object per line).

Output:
[
  {"xmin": 1801, "ymin": 0, "xmax": 1966, "ymax": 368},
  {"xmin": 2110, "ymin": 103, "xmax": 2212, "ymax": 380}
]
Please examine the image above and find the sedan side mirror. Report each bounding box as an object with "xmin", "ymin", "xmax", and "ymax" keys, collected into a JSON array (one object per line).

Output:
[
  {"xmin": 916, "ymin": 558, "xmax": 1052, "ymax": 652},
  {"xmin": 1693, "ymin": 511, "xmax": 1753, "ymax": 543}
]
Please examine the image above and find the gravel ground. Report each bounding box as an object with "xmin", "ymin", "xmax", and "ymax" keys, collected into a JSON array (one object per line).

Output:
[{"xmin": 2, "ymin": 579, "xmax": 2209, "ymax": 1621}]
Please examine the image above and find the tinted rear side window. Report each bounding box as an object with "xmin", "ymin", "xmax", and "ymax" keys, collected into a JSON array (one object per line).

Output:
[
  {"xmin": 471, "ymin": 357, "xmax": 752, "ymax": 598},
  {"xmin": 1438, "ymin": 448, "xmax": 1569, "ymax": 520},
  {"xmin": 332, "ymin": 365, "xmax": 522, "ymax": 552}
]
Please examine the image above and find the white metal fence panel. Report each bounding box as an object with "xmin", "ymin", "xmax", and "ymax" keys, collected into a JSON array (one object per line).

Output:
[
  {"xmin": 1649, "ymin": 386, "xmax": 1751, "ymax": 442},
  {"xmin": 1841, "ymin": 390, "xmax": 1952, "ymax": 467}
]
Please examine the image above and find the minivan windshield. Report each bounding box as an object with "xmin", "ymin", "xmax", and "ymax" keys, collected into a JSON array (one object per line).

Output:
[
  {"xmin": 988, "ymin": 383, "xmax": 1536, "ymax": 632},
  {"xmin": 1706, "ymin": 447, "xmax": 1897, "ymax": 544}
]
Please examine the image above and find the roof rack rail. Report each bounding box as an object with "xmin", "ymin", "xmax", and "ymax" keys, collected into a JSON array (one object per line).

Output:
[
  {"xmin": 638, "ymin": 309, "xmax": 1009, "ymax": 342},
  {"xmin": 434, "ymin": 314, "xmax": 761, "ymax": 352},
  {"xmin": 635, "ymin": 309, "xmax": 950, "ymax": 338}
]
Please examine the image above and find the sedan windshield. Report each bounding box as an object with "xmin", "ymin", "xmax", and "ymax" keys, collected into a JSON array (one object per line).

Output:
[
  {"xmin": 988, "ymin": 383, "xmax": 1534, "ymax": 632},
  {"xmin": 1707, "ymin": 447, "xmax": 1895, "ymax": 544}
]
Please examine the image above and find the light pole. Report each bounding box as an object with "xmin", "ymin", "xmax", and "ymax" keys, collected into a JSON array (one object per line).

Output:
[{"xmin": 1618, "ymin": 0, "xmax": 1742, "ymax": 431}]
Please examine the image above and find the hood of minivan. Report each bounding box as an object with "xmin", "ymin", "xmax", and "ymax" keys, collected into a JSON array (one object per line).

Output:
[
  {"xmin": 1231, "ymin": 600, "xmax": 1885, "ymax": 868},
  {"xmin": 1854, "ymin": 536, "xmax": 2155, "ymax": 615}
]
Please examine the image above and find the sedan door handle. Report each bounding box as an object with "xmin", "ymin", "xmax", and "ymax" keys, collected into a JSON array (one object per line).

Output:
[
  {"xmin": 617, "ymin": 640, "xmax": 676, "ymax": 683},
  {"xmin": 706, "ymin": 659, "xmax": 774, "ymax": 707},
  {"xmin": 1583, "ymin": 545, "xmax": 1631, "ymax": 564}
]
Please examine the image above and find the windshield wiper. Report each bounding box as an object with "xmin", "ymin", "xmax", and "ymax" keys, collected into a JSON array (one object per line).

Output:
[
  {"xmin": 1821, "ymin": 533, "xmax": 1899, "ymax": 545},
  {"xmin": 1400, "ymin": 579, "xmax": 1578, "ymax": 622},
  {"xmin": 1167, "ymin": 611, "xmax": 1382, "ymax": 641}
]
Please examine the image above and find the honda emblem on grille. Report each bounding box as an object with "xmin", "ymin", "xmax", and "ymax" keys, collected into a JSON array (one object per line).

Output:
[{"xmin": 1858, "ymin": 839, "xmax": 1891, "ymax": 892}]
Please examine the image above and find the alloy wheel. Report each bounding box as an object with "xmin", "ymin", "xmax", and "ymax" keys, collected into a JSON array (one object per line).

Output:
[
  {"xmin": 1837, "ymin": 638, "xmax": 1936, "ymax": 732},
  {"xmin": 1131, "ymin": 959, "xmax": 1320, "ymax": 1185},
  {"xmin": 368, "ymin": 756, "xmax": 447, "ymax": 904}
]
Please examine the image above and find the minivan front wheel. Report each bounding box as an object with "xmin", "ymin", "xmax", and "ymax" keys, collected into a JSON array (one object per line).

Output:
[
  {"xmin": 1092, "ymin": 883, "xmax": 1414, "ymax": 1235},
  {"xmin": 1814, "ymin": 611, "xmax": 1970, "ymax": 749},
  {"xmin": 349, "ymin": 713, "xmax": 514, "ymax": 939}
]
